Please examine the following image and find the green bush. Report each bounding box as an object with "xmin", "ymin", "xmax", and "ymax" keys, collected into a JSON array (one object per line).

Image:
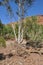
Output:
[
  {"xmin": 0, "ymin": 37, "xmax": 6, "ymax": 48},
  {"xmin": 8, "ymin": 34, "xmax": 14, "ymax": 40},
  {"xmin": 2, "ymin": 24, "xmax": 14, "ymax": 40},
  {"xmin": 24, "ymin": 16, "xmax": 43, "ymax": 41},
  {"xmin": 24, "ymin": 16, "xmax": 43, "ymax": 49}
]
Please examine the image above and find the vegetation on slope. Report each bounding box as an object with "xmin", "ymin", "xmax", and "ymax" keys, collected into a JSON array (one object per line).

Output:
[{"xmin": 0, "ymin": 16, "xmax": 43, "ymax": 48}]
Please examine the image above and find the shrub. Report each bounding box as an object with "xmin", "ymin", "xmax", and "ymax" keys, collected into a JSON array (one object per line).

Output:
[
  {"xmin": 8, "ymin": 34, "xmax": 14, "ymax": 40},
  {"xmin": 24, "ymin": 16, "xmax": 43, "ymax": 49},
  {"xmin": 0, "ymin": 37, "xmax": 6, "ymax": 48},
  {"xmin": 2, "ymin": 24, "xmax": 14, "ymax": 40}
]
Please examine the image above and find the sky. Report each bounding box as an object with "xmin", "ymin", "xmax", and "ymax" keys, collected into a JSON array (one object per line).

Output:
[{"xmin": 0, "ymin": 0, "xmax": 43, "ymax": 24}]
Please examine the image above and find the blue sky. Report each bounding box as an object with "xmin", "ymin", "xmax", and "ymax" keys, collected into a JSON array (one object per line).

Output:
[{"xmin": 0, "ymin": 0, "xmax": 43, "ymax": 24}]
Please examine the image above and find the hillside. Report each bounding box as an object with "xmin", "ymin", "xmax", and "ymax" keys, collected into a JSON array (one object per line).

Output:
[
  {"xmin": 0, "ymin": 15, "xmax": 43, "ymax": 65},
  {"xmin": 8, "ymin": 15, "xmax": 43, "ymax": 25},
  {"xmin": 37, "ymin": 15, "xmax": 43, "ymax": 24}
]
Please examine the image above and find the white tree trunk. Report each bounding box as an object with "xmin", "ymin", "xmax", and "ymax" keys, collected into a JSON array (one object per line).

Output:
[
  {"xmin": 12, "ymin": 0, "xmax": 24, "ymax": 44},
  {"xmin": 21, "ymin": 29, "xmax": 23, "ymax": 43},
  {"xmin": 18, "ymin": 1, "xmax": 21, "ymax": 44},
  {"xmin": 18, "ymin": 23, "xmax": 21, "ymax": 44},
  {"xmin": 12, "ymin": 22, "xmax": 24, "ymax": 44},
  {"xmin": 12, "ymin": 24, "xmax": 17, "ymax": 42}
]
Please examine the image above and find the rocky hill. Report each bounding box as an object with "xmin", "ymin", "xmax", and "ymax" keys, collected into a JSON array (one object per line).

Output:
[
  {"xmin": 37, "ymin": 15, "xmax": 43, "ymax": 24},
  {"xmin": 8, "ymin": 15, "xmax": 43, "ymax": 25}
]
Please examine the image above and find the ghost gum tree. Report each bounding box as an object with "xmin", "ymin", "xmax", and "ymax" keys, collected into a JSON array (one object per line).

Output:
[{"xmin": 0, "ymin": 0, "xmax": 35, "ymax": 44}]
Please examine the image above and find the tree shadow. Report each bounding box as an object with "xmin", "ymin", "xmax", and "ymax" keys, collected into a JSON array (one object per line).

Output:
[
  {"xmin": 0, "ymin": 53, "xmax": 6, "ymax": 60},
  {"xmin": 0, "ymin": 53, "xmax": 14, "ymax": 61},
  {"xmin": 7, "ymin": 53, "xmax": 13, "ymax": 58}
]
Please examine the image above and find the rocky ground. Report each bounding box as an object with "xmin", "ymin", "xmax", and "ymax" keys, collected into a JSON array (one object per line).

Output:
[{"xmin": 0, "ymin": 40, "xmax": 43, "ymax": 65}]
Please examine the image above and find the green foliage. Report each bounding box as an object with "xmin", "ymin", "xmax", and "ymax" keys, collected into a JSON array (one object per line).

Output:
[
  {"xmin": 25, "ymin": 16, "xmax": 43, "ymax": 48},
  {"xmin": 0, "ymin": 37, "xmax": 6, "ymax": 48},
  {"xmin": 0, "ymin": 20, "xmax": 4, "ymax": 36},
  {"xmin": 0, "ymin": 15, "xmax": 43, "ymax": 49},
  {"xmin": 3, "ymin": 25, "xmax": 14, "ymax": 40},
  {"xmin": 0, "ymin": 23, "xmax": 14, "ymax": 40},
  {"xmin": 3, "ymin": 25, "xmax": 13, "ymax": 35}
]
